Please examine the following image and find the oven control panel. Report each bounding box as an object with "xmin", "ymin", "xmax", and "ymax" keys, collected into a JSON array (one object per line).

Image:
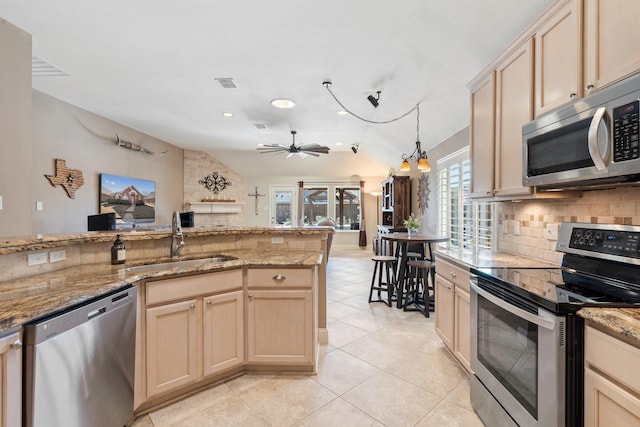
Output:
[{"xmin": 569, "ymin": 227, "xmax": 640, "ymax": 258}]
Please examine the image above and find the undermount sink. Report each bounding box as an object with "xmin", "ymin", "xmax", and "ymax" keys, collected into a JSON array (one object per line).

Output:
[{"xmin": 125, "ymin": 255, "xmax": 237, "ymax": 273}]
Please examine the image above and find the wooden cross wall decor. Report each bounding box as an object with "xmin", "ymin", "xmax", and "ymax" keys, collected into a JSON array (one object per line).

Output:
[
  {"xmin": 247, "ymin": 186, "xmax": 265, "ymax": 215},
  {"xmin": 45, "ymin": 159, "xmax": 84, "ymax": 199}
]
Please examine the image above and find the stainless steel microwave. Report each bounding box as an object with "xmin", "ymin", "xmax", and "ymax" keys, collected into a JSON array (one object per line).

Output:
[{"xmin": 522, "ymin": 73, "xmax": 640, "ymax": 189}]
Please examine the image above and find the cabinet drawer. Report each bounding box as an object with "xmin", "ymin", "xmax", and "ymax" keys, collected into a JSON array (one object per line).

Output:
[
  {"xmin": 435, "ymin": 258, "xmax": 470, "ymax": 291},
  {"xmin": 147, "ymin": 269, "xmax": 242, "ymax": 305},
  {"xmin": 585, "ymin": 326, "xmax": 640, "ymax": 395},
  {"xmin": 247, "ymin": 268, "xmax": 313, "ymax": 288}
]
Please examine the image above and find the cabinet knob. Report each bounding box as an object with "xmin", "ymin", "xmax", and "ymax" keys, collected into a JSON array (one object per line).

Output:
[
  {"xmin": 272, "ymin": 274, "xmax": 286, "ymax": 281},
  {"xmin": 586, "ymin": 83, "xmax": 594, "ymax": 91},
  {"xmin": 206, "ymin": 300, "xmax": 212, "ymax": 305},
  {"xmin": 10, "ymin": 340, "xmax": 22, "ymax": 350},
  {"xmin": 450, "ymin": 271, "xmax": 457, "ymax": 278},
  {"xmin": 569, "ymin": 92, "xmax": 577, "ymax": 98},
  {"xmin": 248, "ymin": 293, "xmax": 253, "ymax": 298},
  {"xmin": 189, "ymin": 304, "xmax": 196, "ymax": 309}
]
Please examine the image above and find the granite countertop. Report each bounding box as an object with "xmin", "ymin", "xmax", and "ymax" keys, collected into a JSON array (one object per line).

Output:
[
  {"xmin": 0, "ymin": 226, "xmax": 333, "ymax": 255},
  {"xmin": 0, "ymin": 248, "xmax": 322, "ymax": 336},
  {"xmin": 579, "ymin": 308, "xmax": 640, "ymax": 348},
  {"xmin": 436, "ymin": 247, "xmax": 559, "ymax": 269}
]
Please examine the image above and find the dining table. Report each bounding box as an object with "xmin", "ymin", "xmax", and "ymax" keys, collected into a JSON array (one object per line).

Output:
[{"xmin": 380, "ymin": 232, "xmax": 449, "ymax": 308}]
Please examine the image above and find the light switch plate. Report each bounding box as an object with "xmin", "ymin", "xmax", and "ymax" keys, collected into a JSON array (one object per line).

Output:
[
  {"xmin": 28, "ymin": 252, "xmax": 48, "ymax": 266},
  {"xmin": 50, "ymin": 249, "xmax": 66, "ymax": 263},
  {"xmin": 0, "ymin": 195, "xmax": 3, "ymax": 210},
  {"xmin": 36, "ymin": 201, "xmax": 43, "ymax": 211},
  {"xmin": 513, "ymin": 221, "xmax": 521, "ymax": 236},
  {"xmin": 271, "ymin": 236, "xmax": 284, "ymax": 244},
  {"xmin": 546, "ymin": 223, "xmax": 559, "ymax": 241},
  {"xmin": 501, "ymin": 221, "xmax": 508, "ymax": 233}
]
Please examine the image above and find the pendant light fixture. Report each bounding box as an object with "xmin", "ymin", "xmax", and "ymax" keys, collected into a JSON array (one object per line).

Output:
[{"xmin": 400, "ymin": 103, "xmax": 430, "ymax": 172}]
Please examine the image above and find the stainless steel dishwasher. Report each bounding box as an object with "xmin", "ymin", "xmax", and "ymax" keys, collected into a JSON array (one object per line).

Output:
[{"xmin": 23, "ymin": 286, "xmax": 137, "ymax": 427}]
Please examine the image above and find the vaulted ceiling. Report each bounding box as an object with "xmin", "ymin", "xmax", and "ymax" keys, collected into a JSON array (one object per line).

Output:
[{"xmin": 0, "ymin": 0, "xmax": 554, "ymax": 176}]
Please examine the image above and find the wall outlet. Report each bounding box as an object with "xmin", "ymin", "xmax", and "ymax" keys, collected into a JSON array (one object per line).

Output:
[
  {"xmin": 0, "ymin": 195, "xmax": 3, "ymax": 210},
  {"xmin": 36, "ymin": 201, "xmax": 43, "ymax": 211},
  {"xmin": 28, "ymin": 252, "xmax": 48, "ymax": 266},
  {"xmin": 546, "ymin": 223, "xmax": 559, "ymax": 241},
  {"xmin": 513, "ymin": 221, "xmax": 521, "ymax": 235},
  {"xmin": 271, "ymin": 236, "xmax": 284, "ymax": 244},
  {"xmin": 501, "ymin": 221, "xmax": 508, "ymax": 233},
  {"xmin": 50, "ymin": 249, "xmax": 66, "ymax": 263}
]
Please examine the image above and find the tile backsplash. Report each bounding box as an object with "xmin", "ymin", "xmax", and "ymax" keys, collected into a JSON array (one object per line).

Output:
[{"xmin": 498, "ymin": 186, "xmax": 640, "ymax": 265}]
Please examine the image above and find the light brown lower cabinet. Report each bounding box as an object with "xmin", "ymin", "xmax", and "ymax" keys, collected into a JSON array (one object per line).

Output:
[
  {"xmin": 434, "ymin": 258, "xmax": 472, "ymax": 373},
  {"xmin": 142, "ymin": 270, "xmax": 244, "ymax": 400},
  {"xmin": 0, "ymin": 331, "xmax": 21, "ymax": 427},
  {"xmin": 584, "ymin": 326, "xmax": 640, "ymax": 426}
]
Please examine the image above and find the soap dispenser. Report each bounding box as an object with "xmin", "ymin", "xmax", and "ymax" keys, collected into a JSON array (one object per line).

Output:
[{"xmin": 111, "ymin": 234, "xmax": 126, "ymax": 265}]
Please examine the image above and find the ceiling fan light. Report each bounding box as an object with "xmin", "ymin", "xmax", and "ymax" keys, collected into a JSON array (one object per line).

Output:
[
  {"xmin": 400, "ymin": 159, "xmax": 411, "ymax": 171},
  {"xmin": 270, "ymin": 98, "xmax": 296, "ymax": 109},
  {"xmin": 418, "ymin": 157, "xmax": 431, "ymax": 171}
]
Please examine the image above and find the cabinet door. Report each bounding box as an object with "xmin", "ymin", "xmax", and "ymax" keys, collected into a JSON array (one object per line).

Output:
[
  {"xmin": 495, "ymin": 38, "xmax": 535, "ymax": 198},
  {"xmin": 470, "ymin": 72, "xmax": 496, "ymax": 199},
  {"xmin": 435, "ymin": 275, "xmax": 454, "ymax": 351},
  {"xmin": 203, "ymin": 290, "xmax": 244, "ymax": 376},
  {"xmin": 584, "ymin": 0, "xmax": 640, "ymax": 93},
  {"xmin": 0, "ymin": 332, "xmax": 21, "ymax": 427},
  {"xmin": 246, "ymin": 289, "xmax": 313, "ymax": 364},
  {"xmin": 535, "ymin": 0, "xmax": 582, "ymax": 115},
  {"xmin": 454, "ymin": 286, "xmax": 471, "ymax": 373},
  {"xmin": 146, "ymin": 299, "xmax": 199, "ymax": 397},
  {"xmin": 585, "ymin": 368, "xmax": 640, "ymax": 427}
]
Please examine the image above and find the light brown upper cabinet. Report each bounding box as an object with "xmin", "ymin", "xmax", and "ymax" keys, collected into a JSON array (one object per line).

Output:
[
  {"xmin": 584, "ymin": 0, "xmax": 640, "ymax": 94},
  {"xmin": 495, "ymin": 39, "xmax": 535, "ymax": 199},
  {"xmin": 470, "ymin": 72, "xmax": 496, "ymax": 198},
  {"xmin": 534, "ymin": 0, "xmax": 582, "ymax": 115}
]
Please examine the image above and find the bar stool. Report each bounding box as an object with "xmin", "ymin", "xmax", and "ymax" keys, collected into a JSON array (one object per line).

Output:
[
  {"xmin": 403, "ymin": 260, "xmax": 435, "ymax": 317},
  {"xmin": 369, "ymin": 255, "xmax": 396, "ymax": 307}
]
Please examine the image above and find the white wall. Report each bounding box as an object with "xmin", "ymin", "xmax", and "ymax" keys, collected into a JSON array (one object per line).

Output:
[{"xmin": 0, "ymin": 18, "xmax": 32, "ymax": 237}]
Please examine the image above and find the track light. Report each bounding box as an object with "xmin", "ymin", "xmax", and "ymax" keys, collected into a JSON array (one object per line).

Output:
[
  {"xmin": 367, "ymin": 91, "xmax": 381, "ymax": 108},
  {"xmin": 351, "ymin": 144, "xmax": 359, "ymax": 154}
]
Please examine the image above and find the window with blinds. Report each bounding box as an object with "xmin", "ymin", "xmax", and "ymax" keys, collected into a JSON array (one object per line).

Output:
[{"xmin": 438, "ymin": 148, "xmax": 494, "ymax": 251}]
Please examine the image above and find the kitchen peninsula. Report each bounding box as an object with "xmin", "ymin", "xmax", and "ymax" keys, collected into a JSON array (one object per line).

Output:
[{"xmin": 0, "ymin": 226, "xmax": 332, "ymax": 420}]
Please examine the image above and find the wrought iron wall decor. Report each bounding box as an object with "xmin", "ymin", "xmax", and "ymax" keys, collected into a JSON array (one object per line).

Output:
[
  {"xmin": 418, "ymin": 173, "xmax": 431, "ymax": 215},
  {"xmin": 199, "ymin": 171, "xmax": 231, "ymax": 194}
]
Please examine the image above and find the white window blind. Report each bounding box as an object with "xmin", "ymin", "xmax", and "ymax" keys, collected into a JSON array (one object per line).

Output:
[{"xmin": 438, "ymin": 148, "xmax": 493, "ymax": 251}]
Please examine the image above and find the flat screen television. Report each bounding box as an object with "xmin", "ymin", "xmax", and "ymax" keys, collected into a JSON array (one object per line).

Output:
[{"xmin": 99, "ymin": 173, "xmax": 156, "ymax": 225}]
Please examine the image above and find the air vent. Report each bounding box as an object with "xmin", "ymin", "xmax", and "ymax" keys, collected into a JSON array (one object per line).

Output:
[
  {"xmin": 32, "ymin": 56, "xmax": 69, "ymax": 77},
  {"xmin": 254, "ymin": 123, "xmax": 269, "ymax": 131},
  {"xmin": 215, "ymin": 77, "xmax": 238, "ymax": 89}
]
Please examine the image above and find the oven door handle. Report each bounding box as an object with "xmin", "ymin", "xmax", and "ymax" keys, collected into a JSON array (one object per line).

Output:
[{"xmin": 471, "ymin": 282, "xmax": 556, "ymax": 330}]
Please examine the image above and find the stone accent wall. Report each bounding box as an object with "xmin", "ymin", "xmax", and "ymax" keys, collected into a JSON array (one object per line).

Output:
[
  {"xmin": 499, "ymin": 187, "xmax": 640, "ymax": 265},
  {"xmin": 183, "ymin": 150, "xmax": 245, "ymax": 227}
]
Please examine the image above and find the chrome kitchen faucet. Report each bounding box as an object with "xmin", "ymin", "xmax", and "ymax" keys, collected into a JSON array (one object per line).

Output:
[{"xmin": 171, "ymin": 211, "xmax": 185, "ymax": 258}]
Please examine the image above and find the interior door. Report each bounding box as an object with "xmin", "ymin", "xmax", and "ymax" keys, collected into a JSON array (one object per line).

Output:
[{"xmin": 269, "ymin": 185, "xmax": 297, "ymax": 227}]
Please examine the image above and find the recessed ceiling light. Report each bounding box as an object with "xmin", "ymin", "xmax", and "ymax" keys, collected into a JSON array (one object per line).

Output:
[
  {"xmin": 222, "ymin": 112, "xmax": 233, "ymax": 117},
  {"xmin": 337, "ymin": 110, "xmax": 348, "ymax": 115},
  {"xmin": 270, "ymin": 98, "xmax": 296, "ymax": 109}
]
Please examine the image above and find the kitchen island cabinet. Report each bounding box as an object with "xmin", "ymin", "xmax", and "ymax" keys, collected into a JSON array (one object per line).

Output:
[
  {"xmin": 0, "ymin": 331, "xmax": 21, "ymax": 427},
  {"xmin": 246, "ymin": 268, "xmax": 316, "ymax": 368},
  {"xmin": 140, "ymin": 269, "xmax": 244, "ymax": 402},
  {"xmin": 584, "ymin": 325, "xmax": 640, "ymax": 426}
]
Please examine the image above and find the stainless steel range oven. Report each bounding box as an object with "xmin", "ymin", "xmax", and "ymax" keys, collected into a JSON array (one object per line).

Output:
[{"xmin": 470, "ymin": 223, "xmax": 640, "ymax": 427}]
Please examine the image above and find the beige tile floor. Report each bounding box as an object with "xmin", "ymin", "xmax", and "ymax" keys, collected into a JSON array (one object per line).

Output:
[{"xmin": 131, "ymin": 245, "xmax": 485, "ymax": 426}]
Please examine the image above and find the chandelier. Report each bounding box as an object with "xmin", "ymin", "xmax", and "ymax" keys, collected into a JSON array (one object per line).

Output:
[{"xmin": 400, "ymin": 103, "xmax": 430, "ymax": 172}]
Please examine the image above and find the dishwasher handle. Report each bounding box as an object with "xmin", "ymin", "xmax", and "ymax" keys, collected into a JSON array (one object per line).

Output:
[{"xmin": 87, "ymin": 306, "xmax": 107, "ymax": 320}]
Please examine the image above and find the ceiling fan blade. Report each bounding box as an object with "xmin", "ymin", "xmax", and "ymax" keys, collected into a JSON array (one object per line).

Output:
[
  {"xmin": 300, "ymin": 151, "xmax": 320, "ymax": 157},
  {"xmin": 300, "ymin": 146, "xmax": 330, "ymax": 154}
]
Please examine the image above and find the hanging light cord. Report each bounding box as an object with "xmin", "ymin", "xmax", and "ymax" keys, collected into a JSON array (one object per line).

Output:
[{"xmin": 322, "ymin": 81, "xmax": 418, "ymax": 124}]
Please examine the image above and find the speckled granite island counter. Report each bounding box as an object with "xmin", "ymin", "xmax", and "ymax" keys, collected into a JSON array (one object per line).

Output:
[{"xmin": 0, "ymin": 227, "xmax": 332, "ymax": 338}]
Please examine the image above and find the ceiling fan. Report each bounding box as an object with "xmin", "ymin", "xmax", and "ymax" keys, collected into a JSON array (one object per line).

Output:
[{"xmin": 257, "ymin": 130, "xmax": 330, "ymax": 158}]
